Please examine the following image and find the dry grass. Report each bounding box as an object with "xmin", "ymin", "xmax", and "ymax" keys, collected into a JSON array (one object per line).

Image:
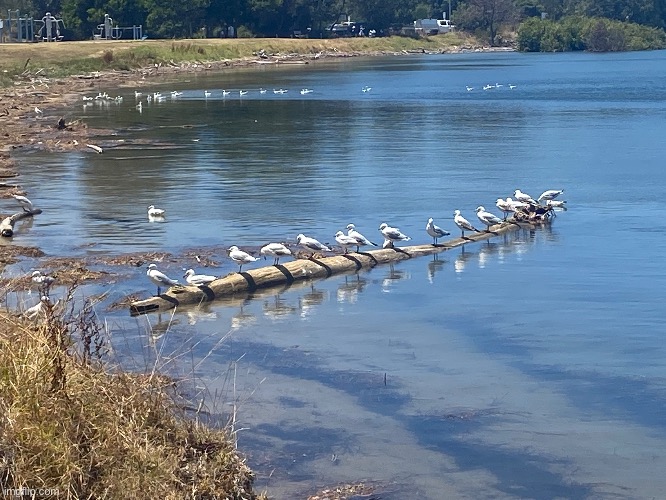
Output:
[
  {"xmin": 0, "ymin": 34, "xmax": 479, "ymax": 84},
  {"xmin": 0, "ymin": 283, "xmax": 263, "ymax": 499}
]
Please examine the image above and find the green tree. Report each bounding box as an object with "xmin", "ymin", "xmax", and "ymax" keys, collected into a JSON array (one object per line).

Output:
[{"xmin": 454, "ymin": 0, "xmax": 518, "ymax": 44}]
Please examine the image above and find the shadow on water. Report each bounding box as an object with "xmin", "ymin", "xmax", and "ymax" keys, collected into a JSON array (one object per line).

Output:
[
  {"xmin": 449, "ymin": 315, "xmax": 666, "ymax": 436},
  {"xmin": 404, "ymin": 415, "xmax": 592, "ymax": 500}
]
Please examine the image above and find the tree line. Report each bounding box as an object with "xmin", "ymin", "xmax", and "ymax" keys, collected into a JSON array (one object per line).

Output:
[{"xmin": 1, "ymin": 0, "xmax": 665, "ymax": 50}]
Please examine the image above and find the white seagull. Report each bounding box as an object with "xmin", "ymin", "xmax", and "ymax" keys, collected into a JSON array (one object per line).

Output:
[
  {"xmin": 228, "ymin": 246, "xmax": 259, "ymax": 272},
  {"xmin": 34, "ymin": 106, "xmax": 43, "ymax": 116},
  {"xmin": 260, "ymin": 242, "xmax": 292, "ymax": 265},
  {"xmin": 538, "ymin": 189, "xmax": 564, "ymax": 203},
  {"xmin": 335, "ymin": 231, "xmax": 359, "ymax": 254},
  {"xmin": 296, "ymin": 234, "xmax": 331, "ymax": 255},
  {"xmin": 514, "ymin": 189, "xmax": 538, "ymax": 205},
  {"xmin": 147, "ymin": 264, "xmax": 179, "ymax": 295},
  {"xmin": 183, "ymin": 269, "xmax": 216, "ymax": 286},
  {"xmin": 546, "ymin": 199, "xmax": 567, "ymax": 210},
  {"xmin": 466, "ymin": 86, "xmax": 474, "ymax": 91},
  {"xmin": 12, "ymin": 194, "xmax": 34, "ymax": 212},
  {"xmin": 31, "ymin": 270, "xmax": 55, "ymax": 294},
  {"xmin": 379, "ymin": 223, "xmax": 411, "ymax": 246},
  {"xmin": 346, "ymin": 224, "xmax": 378, "ymax": 252},
  {"xmin": 476, "ymin": 206, "xmax": 503, "ymax": 231},
  {"xmin": 426, "ymin": 218, "xmax": 450, "ymax": 245},
  {"xmin": 506, "ymin": 197, "xmax": 529, "ymax": 212},
  {"xmin": 453, "ymin": 210, "xmax": 479, "ymax": 238},
  {"xmin": 204, "ymin": 90, "xmax": 212, "ymax": 98},
  {"xmin": 496, "ymin": 198, "xmax": 514, "ymax": 220},
  {"xmin": 147, "ymin": 205, "xmax": 166, "ymax": 217}
]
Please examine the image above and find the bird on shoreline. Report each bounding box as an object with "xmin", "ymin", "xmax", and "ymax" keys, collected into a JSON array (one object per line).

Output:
[
  {"xmin": 426, "ymin": 218, "xmax": 450, "ymax": 245},
  {"xmin": 12, "ymin": 194, "xmax": 34, "ymax": 212},
  {"xmin": 260, "ymin": 242, "xmax": 292, "ymax": 265},
  {"xmin": 454, "ymin": 210, "xmax": 479, "ymax": 238},
  {"xmin": 228, "ymin": 246, "xmax": 259, "ymax": 272},
  {"xmin": 335, "ymin": 231, "xmax": 359, "ymax": 254},
  {"xmin": 31, "ymin": 270, "xmax": 55, "ymax": 295},
  {"xmin": 346, "ymin": 224, "xmax": 377, "ymax": 252},
  {"xmin": 147, "ymin": 264, "xmax": 179, "ymax": 296},
  {"xmin": 183, "ymin": 269, "xmax": 216, "ymax": 286},
  {"xmin": 475, "ymin": 206, "xmax": 503, "ymax": 231}
]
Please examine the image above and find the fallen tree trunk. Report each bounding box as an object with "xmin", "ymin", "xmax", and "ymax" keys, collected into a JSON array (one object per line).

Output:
[
  {"xmin": 130, "ymin": 220, "xmax": 538, "ymax": 316},
  {"xmin": 1, "ymin": 209, "xmax": 42, "ymax": 237}
]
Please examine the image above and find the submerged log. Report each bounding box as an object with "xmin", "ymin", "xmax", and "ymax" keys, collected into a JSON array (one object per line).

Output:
[
  {"xmin": 1, "ymin": 209, "xmax": 43, "ymax": 237},
  {"xmin": 130, "ymin": 220, "xmax": 539, "ymax": 316}
]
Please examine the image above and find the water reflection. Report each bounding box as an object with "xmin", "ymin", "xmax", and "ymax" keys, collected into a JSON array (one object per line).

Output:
[
  {"xmin": 263, "ymin": 293, "xmax": 298, "ymax": 321},
  {"xmin": 336, "ymin": 275, "xmax": 367, "ymax": 304},
  {"xmin": 381, "ymin": 263, "xmax": 410, "ymax": 293},
  {"xmin": 298, "ymin": 284, "xmax": 327, "ymax": 320},
  {"xmin": 427, "ymin": 254, "xmax": 447, "ymax": 284},
  {"xmin": 230, "ymin": 302, "xmax": 256, "ymax": 331}
]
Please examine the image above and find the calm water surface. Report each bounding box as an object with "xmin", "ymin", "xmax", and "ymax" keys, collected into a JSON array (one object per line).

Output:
[{"xmin": 4, "ymin": 50, "xmax": 666, "ymax": 499}]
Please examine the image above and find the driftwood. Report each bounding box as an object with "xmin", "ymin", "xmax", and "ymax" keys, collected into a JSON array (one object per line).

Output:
[
  {"xmin": 130, "ymin": 220, "xmax": 539, "ymax": 316},
  {"xmin": 1, "ymin": 209, "xmax": 42, "ymax": 237}
]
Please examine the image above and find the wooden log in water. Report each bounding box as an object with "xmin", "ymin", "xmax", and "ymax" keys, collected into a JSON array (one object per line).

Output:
[
  {"xmin": 130, "ymin": 220, "xmax": 539, "ymax": 316},
  {"xmin": 1, "ymin": 209, "xmax": 43, "ymax": 237}
]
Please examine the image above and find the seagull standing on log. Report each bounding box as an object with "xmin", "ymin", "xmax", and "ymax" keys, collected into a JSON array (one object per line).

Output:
[
  {"xmin": 426, "ymin": 217, "xmax": 450, "ymax": 245},
  {"xmin": 228, "ymin": 246, "xmax": 260, "ymax": 272},
  {"xmin": 147, "ymin": 264, "xmax": 179, "ymax": 296},
  {"xmin": 260, "ymin": 243, "xmax": 292, "ymax": 265},
  {"xmin": 379, "ymin": 223, "xmax": 411, "ymax": 248},
  {"xmin": 475, "ymin": 206, "xmax": 503, "ymax": 231},
  {"xmin": 454, "ymin": 210, "xmax": 479, "ymax": 238},
  {"xmin": 296, "ymin": 234, "xmax": 331, "ymax": 257},
  {"xmin": 346, "ymin": 224, "xmax": 378, "ymax": 252},
  {"xmin": 12, "ymin": 194, "xmax": 34, "ymax": 212}
]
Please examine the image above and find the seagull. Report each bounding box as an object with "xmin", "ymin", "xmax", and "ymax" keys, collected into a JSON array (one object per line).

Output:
[
  {"xmin": 362, "ymin": 86, "xmax": 372, "ymax": 92},
  {"xmin": 296, "ymin": 234, "xmax": 331, "ymax": 255},
  {"xmin": 239, "ymin": 90, "xmax": 248, "ymax": 96},
  {"xmin": 259, "ymin": 88, "xmax": 267, "ymax": 94},
  {"xmin": 222, "ymin": 90, "xmax": 231, "ymax": 96},
  {"xmin": 12, "ymin": 194, "xmax": 33, "ymax": 212},
  {"xmin": 506, "ymin": 197, "xmax": 529, "ymax": 212},
  {"xmin": 31, "ymin": 270, "xmax": 55, "ymax": 294},
  {"xmin": 204, "ymin": 90, "xmax": 211, "ymax": 98},
  {"xmin": 514, "ymin": 189, "xmax": 538, "ymax": 205},
  {"xmin": 335, "ymin": 231, "xmax": 359, "ymax": 254},
  {"xmin": 537, "ymin": 189, "xmax": 564, "ymax": 203},
  {"xmin": 466, "ymin": 86, "xmax": 474, "ymax": 91},
  {"xmin": 147, "ymin": 264, "xmax": 179, "ymax": 295},
  {"xmin": 454, "ymin": 210, "xmax": 479, "ymax": 238},
  {"xmin": 346, "ymin": 223, "xmax": 378, "ymax": 252},
  {"xmin": 35, "ymin": 106, "xmax": 43, "ymax": 116},
  {"xmin": 134, "ymin": 90, "xmax": 142, "ymax": 99},
  {"xmin": 379, "ymin": 223, "xmax": 411, "ymax": 246},
  {"xmin": 273, "ymin": 89, "xmax": 288, "ymax": 94},
  {"xmin": 496, "ymin": 198, "xmax": 513, "ymax": 220},
  {"xmin": 228, "ymin": 246, "xmax": 259, "ymax": 272},
  {"xmin": 300, "ymin": 88, "xmax": 313, "ymax": 95},
  {"xmin": 483, "ymin": 84, "xmax": 494, "ymax": 90},
  {"xmin": 509, "ymin": 84, "xmax": 517, "ymax": 89},
  {"xmin": 135, "ymin": 102, "xmax": 143, "ymax": 112},
  {"xmin": 260, "ymin": 242, "xmax": 292, "ymax": 265},
  {"xmin": 495, "ymin": 83, "xmax": 503, "ymax": 88},
  {"xmin": 426, "ymin": 218, "xmax": 450, "ymax": 245},
  {"xmin": 183, "ymin": 269, "xmax": 216, "ymax": 286},
  {"xmin": 476, "ymin": 206, "xmax": 503, "ymax": 231},
  {"xmin": 147, "ymin": 205, "xmax": 165, "ymax": 217}
]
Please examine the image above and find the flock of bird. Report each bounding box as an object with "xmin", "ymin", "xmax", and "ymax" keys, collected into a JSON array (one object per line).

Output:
[
  {"xmin": 466, "ymin": 83, "xmax": 518, "ymax": 92},
  {"xmin": 142, "ymin": 188, "xmax": 565, "ymax": 297}
]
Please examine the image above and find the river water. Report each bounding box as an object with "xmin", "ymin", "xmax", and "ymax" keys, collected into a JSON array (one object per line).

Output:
[{"xmin": 4, "ymin": 50, "xmax": 666, "ymax": 499}]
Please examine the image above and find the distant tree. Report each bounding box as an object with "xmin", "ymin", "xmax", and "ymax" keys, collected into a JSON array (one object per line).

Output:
[{"xmin": 453, "ymin": 0, "xmax": 518, "ymax": 45}]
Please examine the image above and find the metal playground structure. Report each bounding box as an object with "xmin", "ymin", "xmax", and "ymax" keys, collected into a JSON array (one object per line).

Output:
[
  {"xmin": 0, "ymin": 10, "xmax": 65, "ymax": 42},
  {"xmin": 93, "ymin": 14, "xmax": 145, "ymax": 41}
]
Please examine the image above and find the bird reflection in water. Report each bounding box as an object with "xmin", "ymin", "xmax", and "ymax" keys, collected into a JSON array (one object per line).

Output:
[
  {"xmin": 478, "ymin": 241, "xmax": 499, "ymax": 269},
  {"xmin": 336, "ymin": 274, "xmax": 367, "ymax": 304},
  {"xmin": 382, "ymin": 263, "xmax": 410, "ymax": 293},
  {"xmin": 454, "ymin": 247, "xmax": 475, "ymax": 274},
  {"xmin": 186, "ymin": 305, "xmax": 218, "ymax": 326},
  {"xmin": 427, "ymin": 253, "xmax": 447, "ymax": 284},
  {"xmin": 263, "ymin": 293, "xmax": 298, "ymax": 321},
  {"xmin": 148, "ymin": 312, "xmax": 180, "ymax": 344},
  {"xmin": 299, "ymin": 283, "xmax": 327, "ymax": 319},
  {"xmin": 230, "ymin": 301, "xmax": 256, "ymax": 331}
]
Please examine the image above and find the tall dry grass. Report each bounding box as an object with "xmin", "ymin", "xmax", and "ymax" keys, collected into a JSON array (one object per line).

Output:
[{"xmin": 0, "ymin": 283, "xmax": 263, "ymax": 499}]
